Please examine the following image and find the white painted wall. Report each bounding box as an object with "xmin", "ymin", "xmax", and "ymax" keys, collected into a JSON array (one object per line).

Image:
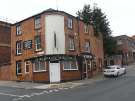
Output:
[{"xmin": 45, "ymin": 15, "xmax": 65, "ymax": 54}]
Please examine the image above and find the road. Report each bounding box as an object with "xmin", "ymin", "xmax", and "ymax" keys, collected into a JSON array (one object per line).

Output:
[{"xmin": 0, "ymin": 64, "xmax": 135, "ymax": 101}]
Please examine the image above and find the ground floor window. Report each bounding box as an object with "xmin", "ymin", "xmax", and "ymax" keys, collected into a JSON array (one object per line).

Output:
[
  {"xmin": 16, "ymin": 61, "xmax": 22, "ymax": 75},
  {"xmin": 63, "ymin": 60, "xmax": 78, "ymax": 70},
  {"xmin": 34, "ymin": 60, "xmax": 46, "ymax": 72},
  {"xmin": 25, "ymin": 61, "xmax": 30, "ymax": 73}
]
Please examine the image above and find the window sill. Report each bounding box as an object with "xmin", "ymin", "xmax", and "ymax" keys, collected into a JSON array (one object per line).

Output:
[
  {"xmin": 33, "ymin": 70, "xmax": 46, "ymax": 73},
  {"xmin": 17, "ymin": 73, "xmax": 22, "ymax": 76},
  {"xmin": 34, "ymin": 27, "xmax": 41, "ymax": 30},
  {"xmin": 68, "ymin": 49, "xmax": 75, "ymax": 51},
  {"xmin": 83, "ymin": 51, "xmax": 91, "ymax": 53},
  {"xmin": 84, "ymin": 32, "xmax": 89, "ymax": 34},
  {"xmin": 16, "ymin": 53, "xmax": 22, "ymax": 56},
  {"xmin": 16, "ymin": 34, "xmax": 22, "ymax": 36},
  {"xmin": 25, "ymin": 72, "xmax": 29, "ymax": 74},
  {"xmin": 63, "ymin": 69, "xmax": 78, "ymax": 71},
  {"xmin": 35, "ymin": 48, "xmax": 42, "ymax": 52}
]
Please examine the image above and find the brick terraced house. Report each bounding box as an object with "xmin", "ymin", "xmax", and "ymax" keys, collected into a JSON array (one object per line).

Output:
[
  {"xmin": 11, "ymin": 9, "xmax": 104, "ymax": 83},
  {"xmin": 0, "ymin": 21, "xmax": 11, "ymax": 80}
]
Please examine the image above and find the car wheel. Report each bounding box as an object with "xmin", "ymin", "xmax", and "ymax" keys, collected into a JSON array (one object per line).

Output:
[
  {"xmin": 116, "ymin": 72, "xmax": 119, "ymax": 77},
  {"xmin": 124, "ymin": 70, "xmax": 126, "ymax": 74}
]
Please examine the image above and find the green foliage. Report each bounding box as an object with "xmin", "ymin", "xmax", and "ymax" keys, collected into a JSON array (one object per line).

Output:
[
  {"xmin": 77, "ymin": 5, "xmax": 92, "ymax": 25},
  {"xmin": 77, "ymin": 4, "xmax": 117, "ymax": 56},
  {"xmin": 104, "ymin": 37, "xmax": 117, "ymax": 55}
]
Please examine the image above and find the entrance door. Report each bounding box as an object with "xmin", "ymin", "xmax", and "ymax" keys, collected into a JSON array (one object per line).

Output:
[
  {"xmin": 49, "ymin": 63, "xmax": 60, "ymax": 83},
  {"xmin": 83, "ymin": 61, "xmax": 87, "ymax": 79}
]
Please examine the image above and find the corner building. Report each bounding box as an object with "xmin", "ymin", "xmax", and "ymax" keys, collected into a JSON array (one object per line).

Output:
[{"xmin": 11, "ymin": 9, "xmax": 104, "ymax": 83}]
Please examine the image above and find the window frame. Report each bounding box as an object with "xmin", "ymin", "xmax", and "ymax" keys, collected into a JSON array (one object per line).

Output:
[
  {"xmin": 34, "ymin": 60, "xmax": 46, "ymax": 72},
  {"xmin": 23, "ymin": 40, "xmax": 32, "ymax": 50},
  {"xmin": 84, "ymin": 24, "xmax": 88, "ymax": 33},
  {"xmin": 25, "ymin": 61, "xmax": 30, "ymax": 73},
  {"xmin": 34, "ymin": 35, "xmax": 42, "ymax": 51},
  {"xmin": 68, "ymin": 37, "xmax": 75, "ymax": 50},
  {"xmin": 16, "ymin": 61, "xmax": 22, "ymax": 75},
  {"xmin": 16, "ymin": 40, "xmax": 22, "ymax": 55},
  {"xmin": 16, "ymin": 24, "xmax": 22, "ymax": 36},
  {"xmin": 84, "ymin": 41, "xmax": 90, "ymax": 52},
  {"xmin": 63, "ymin": 60, "xmax": 78, "ymax": 71},
  {"xmin": 34, "ymin": 16, "xmax": 41, "ymax": 29},
  {"xmin": 67, "ymin": 18, "xmax": 73, "ymax": 29}
]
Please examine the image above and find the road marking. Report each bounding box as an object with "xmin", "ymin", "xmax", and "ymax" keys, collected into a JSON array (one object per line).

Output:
[
  {"xmin": 12, "ymin": 98, "xmax": 23, "ymax": 101},
  {"xmin": 53, "ymin": 89, "xmax": 59, "ymax": 92},
  {"xmin": 49, "ymin": 90, "xmax": 53, "ymax": 93},
  {"xmin": 0, "ymin": 87, "xmax": 72, "ymax": 101},
  {"xmin": 63, "ymin": 88, "xmax": 68, "ymax": 90},
  {"xmin": 20, "ymin": 95, "xmax": 31, "ymax": 98},
  {"xmin": 0, "ymin": 92, "xmax": 19, "ymax": 97}
]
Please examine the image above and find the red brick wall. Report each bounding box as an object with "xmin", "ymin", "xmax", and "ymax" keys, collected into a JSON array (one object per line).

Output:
[
  {"xmin": 11, "ymin": 14, "xmax": 45, "ymax": 80},
  {"xmin": 0, "ymin": 64, "xmax": 11, "ymax": 80},
  {"xmin": 11, "ymin": 11, "xmax": 104, "ymax": 81},
  {"xmin": 0, "ymin": 22, "xmax": 11, "ymax": 65},
  {"xmin": 0, "ymin": 25, "xmax": 11, "ymax": 44},
  {"xmin": 0, "ymin": 46, "xmax": 11, "ymax": 64}
]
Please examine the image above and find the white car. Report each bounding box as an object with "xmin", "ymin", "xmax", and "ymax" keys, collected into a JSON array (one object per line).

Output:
[{"xmin": 104, "ymin": 65, "xmax": 126, "ymax": 77}]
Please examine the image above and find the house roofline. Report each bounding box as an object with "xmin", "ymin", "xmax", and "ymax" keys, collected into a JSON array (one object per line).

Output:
[{"xmin": 12, "ymin": 8, "xmax": 83, "ymax": 26}]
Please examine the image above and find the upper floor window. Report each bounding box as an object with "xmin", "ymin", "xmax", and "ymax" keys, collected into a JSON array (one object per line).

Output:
[
  {"xmin": 68, "ymin": 37, "xmax": 75, "ymax": 50},
  {"xmin": 34, "ymin": 35, "xmax": 41, "ymax": 51},
  {"xmin": 35, "ymin": 16, "xmax": 41, "ymax": 29},
  {"xmin": 23, "ymin": 40, "xmax": 32, "ymax": 49},
  {"xmin": 67, "ymin": 18, "xmax": 73, "ymax": 29},
  {"xmin": 84, "ymin": 24, "xmax": 88, "ymax": 33},
  {"xmin": 84, "ymin": 41, "xmax": 90, "ymax": 52},
  {"xmin": 16, "ymin": 24, "xmax": 22, "ymax": 35},
  {"xmin": 117, "ymin": 40, "xmax": 123, "ymax": 45},
  {"xmin": 16, "ymin": 40, "xmax": 22, "ymax": 55},
  {"xmin": 34, "ymin": 60, "xmax": 46, "ymax": 72},
  {"xmin": 16, "ymin": 61, "xmax": 22, "ymax": 75}
]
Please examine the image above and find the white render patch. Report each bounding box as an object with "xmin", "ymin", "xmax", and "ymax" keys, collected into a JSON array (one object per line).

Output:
[{"xmin": 45, "ymin": 14, "xmax": 65, "ymax": 54}]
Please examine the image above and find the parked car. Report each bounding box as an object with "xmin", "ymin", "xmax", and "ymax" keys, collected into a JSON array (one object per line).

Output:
[{"xmin": 104, "ymin": 65, "xmax": 126, "ymax": 77}]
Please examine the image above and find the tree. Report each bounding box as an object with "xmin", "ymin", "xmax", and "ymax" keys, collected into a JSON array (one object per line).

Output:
[{"xmin": 77, "ymin": 4, "xmax": 117, "ymax": 56}]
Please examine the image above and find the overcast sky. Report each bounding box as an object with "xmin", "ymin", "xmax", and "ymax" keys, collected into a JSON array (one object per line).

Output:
[{"xmin": 0, "ymin": 0, "xmax": 134, "ymax": 36}]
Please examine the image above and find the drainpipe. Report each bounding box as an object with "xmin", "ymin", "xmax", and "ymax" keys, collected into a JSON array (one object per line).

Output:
[
  {"xmin": 85, "ymin": 57, "xmax": 88, "ymax": 79},
  {"xmin": 77, "ymin": 17, "xmax": 82, "ymax": 79}
]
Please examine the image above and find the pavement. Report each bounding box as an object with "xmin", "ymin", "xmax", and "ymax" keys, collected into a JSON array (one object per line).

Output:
[
  {"xmin": 0, "ymin": 64, "xmax": 134, "ymax": 101},
  {"xmin": 0, "ymin": 63, "xmax": 133, "ymax": 90},
  {"xmin": 0, "ymin": 72, "xmax": 105, "ymax": 90}
]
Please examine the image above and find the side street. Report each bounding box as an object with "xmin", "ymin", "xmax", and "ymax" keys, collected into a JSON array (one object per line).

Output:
[
  {"xmin": 0, "ymin": 2, "xmax": 135, "ymax": 101},
  {"xmin": 0, "ymin": 63, "xmax": 134, "ymax": 101}
]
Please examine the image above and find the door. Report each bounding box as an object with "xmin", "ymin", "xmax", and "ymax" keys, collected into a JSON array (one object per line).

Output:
[{"xmin": 49, "ymin": 63, "xmax": 60, "ymax": 83}]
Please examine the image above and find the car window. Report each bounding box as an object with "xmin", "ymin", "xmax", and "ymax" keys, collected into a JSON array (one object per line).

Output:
[{"xmin": 105, "ymin": 66, "xmax": 115, "ymax": 69}]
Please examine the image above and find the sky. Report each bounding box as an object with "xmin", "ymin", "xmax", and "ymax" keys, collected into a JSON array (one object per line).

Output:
[{"xmin": 0, "ymin": 0, "xmax": 135, "ymax": 36}]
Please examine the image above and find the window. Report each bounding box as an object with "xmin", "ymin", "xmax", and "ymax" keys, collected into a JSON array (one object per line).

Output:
[
  {"xmin": 23, "ymin": 40, "xmax": 32, "ymax": 49},
  {"xmin": 68, "ymin": 37, "xmax": 75, "ymax": 50},
  {"xmin": 16, "ymin": 41, "xmax": 22, "ymax": 55},
  {"xmin": 84, "ymin": 24, "xmax": 88, "ymax": 33},
  {"xmin": 63, "ymin": 61, "xmax": 78, "ymax": 70},
  {"xmin": 67, "ymin": 18, "xmax": 73, "ymax": 29},
  {"xmin": 35, "ymin": 17, "xmax": 41, "ymax": 29},
  {"xmin": 35, "ymin": 29, "xmax": 41, "ymax": 35},
  {"xmin": 34, "ymin": 60, "xmax": 46, "ymax": 72},
  {"xmin": 16, "ymin": 61, "xmax": 22, "ymax": 75},
  {"xmin": 25, "ymin": 61, "xmax": 30, "ymax": 73},
  {"xmin": 117, "ymin": 40, "xmax": 122, "ymax": 45},
  {"xmin": 34, "ymin": 35, "xmax": 41, "ymax": 51},
  {"xmin": 84, "ymin": 41, "xmax": 90, "ymax": 52},
  {"xmin": 16, "ymin": 24, "xmax": 22, "ymax": 35}
]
